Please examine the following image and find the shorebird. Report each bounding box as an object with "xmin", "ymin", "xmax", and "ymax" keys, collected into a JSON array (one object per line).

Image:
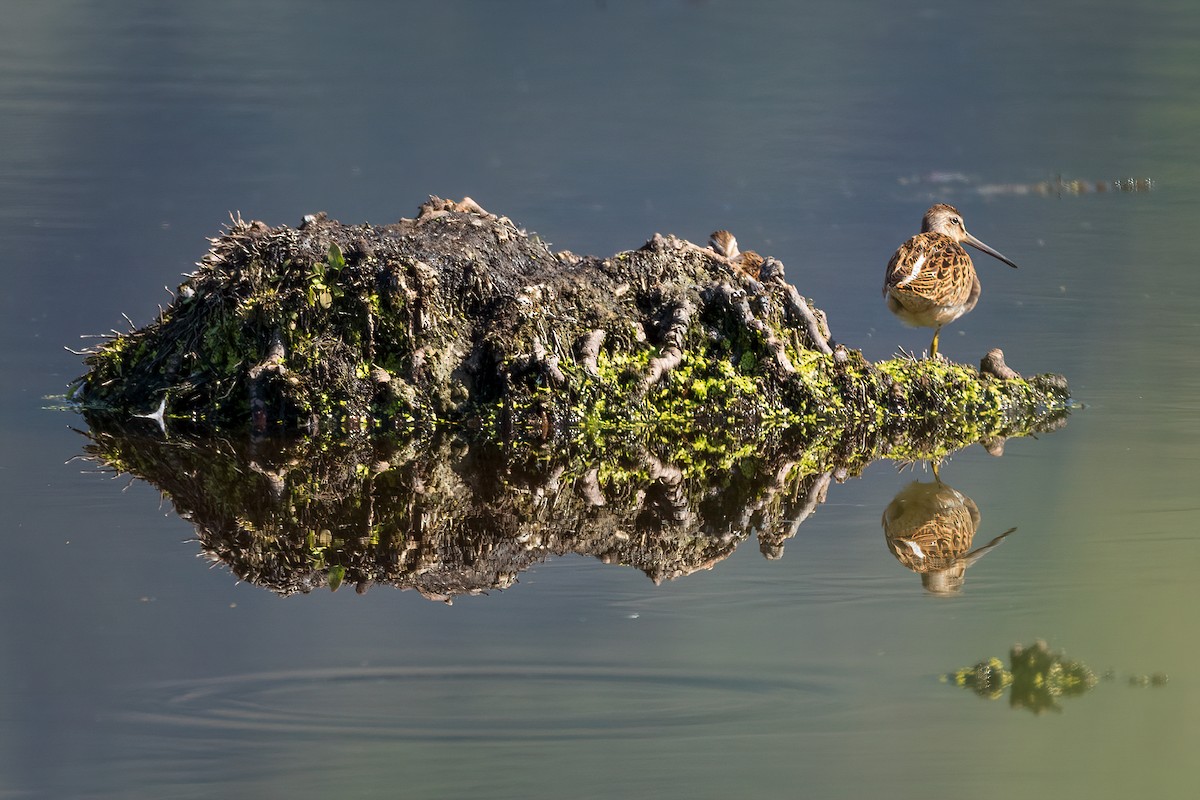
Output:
[
  {"xmin": 881, "ymin": 475, "xmax": 1017, "ymax": 594},
  {"xmin": 709, "ymin": 230, "xmax": 764, "ymax": 279},
  {"xmin": 883, "ymin": 204, "xmax": 1018, "ymax": 357}
]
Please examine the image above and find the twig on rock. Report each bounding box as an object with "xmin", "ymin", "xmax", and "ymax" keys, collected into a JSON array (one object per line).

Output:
[
  {"xmin": 708, "ymin": 282, "xmax": 796, "ymax": 374},
  {"xmin": 641, "ymin": 300, "xmax": 694, "ymax": 388},
  {"xmin": 576, "ymin": 329, "xmax": 607, "ymax": 377}
]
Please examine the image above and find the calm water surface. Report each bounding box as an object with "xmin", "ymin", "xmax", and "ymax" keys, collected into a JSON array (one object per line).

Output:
[{"xmin": 3, "ymin": 2, "xmax": 1200, "ymax": 798}]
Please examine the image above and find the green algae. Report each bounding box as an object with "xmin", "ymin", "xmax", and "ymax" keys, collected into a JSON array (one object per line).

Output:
[{"xmin": 945, "ymin": 640, "xmax": 1108, "ymax": 714}]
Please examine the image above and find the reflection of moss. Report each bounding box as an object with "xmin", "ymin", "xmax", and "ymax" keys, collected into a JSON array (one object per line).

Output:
[
  {"xmin": 79, "ymin": 399, "xmax": 1064, "ymax": 600},
  {"xmin": 949, "ymin": 656, "xmax": 1012, "ymax": 699},
  {"xmin": 945, "ymin": 640, "xmax": 1101, "ymax": 714}
]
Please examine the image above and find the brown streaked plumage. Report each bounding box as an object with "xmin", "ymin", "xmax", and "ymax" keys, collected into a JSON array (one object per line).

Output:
[
  {"xmin": 709, "ymin": 230, "xmax": 764, "ymax": 279},
  {"xmin": 709, "ymin": 229, "xmax": 739, "ymax": 259},
  {"xmin": 883, "ymin": 204, "xmax": 1018, "ymax": 357},
  {"xmin": 881, "ymin": 476, "xmax": 1016, "ymax": 594}
]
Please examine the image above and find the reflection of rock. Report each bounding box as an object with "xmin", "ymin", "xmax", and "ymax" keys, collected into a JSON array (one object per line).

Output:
[
  {"xmin": 79, "ymin": 424, "xmax": 855, "ymax": 600},
  {"xmin": 756, "ymin": 470, "xmax": 831, "ymax": 560},
  {"xmin": 79, "ymin": 394, "xmax": 1065, "ymax": 602},
  {"xmin": 881, "ymin": 477, "xmax": 1014, "ymax": 594}
]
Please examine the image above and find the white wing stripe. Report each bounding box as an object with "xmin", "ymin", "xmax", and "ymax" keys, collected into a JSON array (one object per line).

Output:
[{"xmin": 896, "ymin": 253, "xmax": 926, "ymax": 287}]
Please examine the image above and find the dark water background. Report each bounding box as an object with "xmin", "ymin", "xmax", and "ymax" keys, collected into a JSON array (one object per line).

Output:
[{"xmin": 3, "ymin": 2, "xmax": 1200, "ymax": 798}]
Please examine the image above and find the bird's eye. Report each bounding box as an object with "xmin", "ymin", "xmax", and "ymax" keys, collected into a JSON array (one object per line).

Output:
[{"xmin": 950, "ymin": 217, "xmax": 961, "ymax": 226}]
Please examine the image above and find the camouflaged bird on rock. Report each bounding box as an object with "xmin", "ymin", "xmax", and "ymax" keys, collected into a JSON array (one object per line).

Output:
[{"xmin": 72, "ymin": 196, "xmax": 1070, "ymax": 460}]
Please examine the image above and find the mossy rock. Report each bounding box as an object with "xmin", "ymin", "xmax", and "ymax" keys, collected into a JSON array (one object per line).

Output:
[{"xmin": 71, "ymin": 197, "xmax": 1071, "ymax": 459}]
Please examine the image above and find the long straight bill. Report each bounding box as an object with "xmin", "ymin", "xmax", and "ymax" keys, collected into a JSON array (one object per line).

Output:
[{"xmin": 963, "ymin": 233, "xmax": 1019, "ymax": 269}]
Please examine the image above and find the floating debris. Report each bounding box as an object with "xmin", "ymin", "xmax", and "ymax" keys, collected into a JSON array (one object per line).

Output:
[
  {"xmin": 944, "ymin": 640, "xmax": 1165, "ymax": 714},
  {"xmin": 978, "ymin": 176, "xmax": 1154, "ymax": 197},
  {"xmin": 899, "ymin": 174, "xmax": 1154, "ymax": 198}
]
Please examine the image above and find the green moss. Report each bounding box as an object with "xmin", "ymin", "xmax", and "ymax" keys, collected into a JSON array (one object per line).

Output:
[{"xmin": 946, "ymin": 641, "xmax": 1101, "ymax": 713}]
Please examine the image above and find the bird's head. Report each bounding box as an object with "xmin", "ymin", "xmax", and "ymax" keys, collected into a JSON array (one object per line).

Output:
[{"xmin": 921, "ymin": 203, "xmax": 1018, "ymax": 269}]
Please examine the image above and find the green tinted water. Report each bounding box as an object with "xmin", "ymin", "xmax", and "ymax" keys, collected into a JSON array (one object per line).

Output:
[{"xmin": 2, "ymin": 2, "xmax": 1198, "ymax": 798}]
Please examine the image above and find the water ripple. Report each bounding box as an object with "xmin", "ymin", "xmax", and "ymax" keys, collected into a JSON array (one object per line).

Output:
[{"xmin": 122, "ymin": 665, "xmax": 827, "ymax": 742}]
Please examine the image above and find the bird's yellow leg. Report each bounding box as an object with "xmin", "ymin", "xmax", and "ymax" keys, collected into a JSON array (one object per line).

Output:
[{"xmin": 929, "ymin": 327, "xmax": 941, "ymax": 357}]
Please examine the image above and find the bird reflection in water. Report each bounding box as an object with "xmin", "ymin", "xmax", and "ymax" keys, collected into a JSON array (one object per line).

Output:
[{"xmin": 881, "ymin": 469, "xmax": 1015, "ymax": 594}]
